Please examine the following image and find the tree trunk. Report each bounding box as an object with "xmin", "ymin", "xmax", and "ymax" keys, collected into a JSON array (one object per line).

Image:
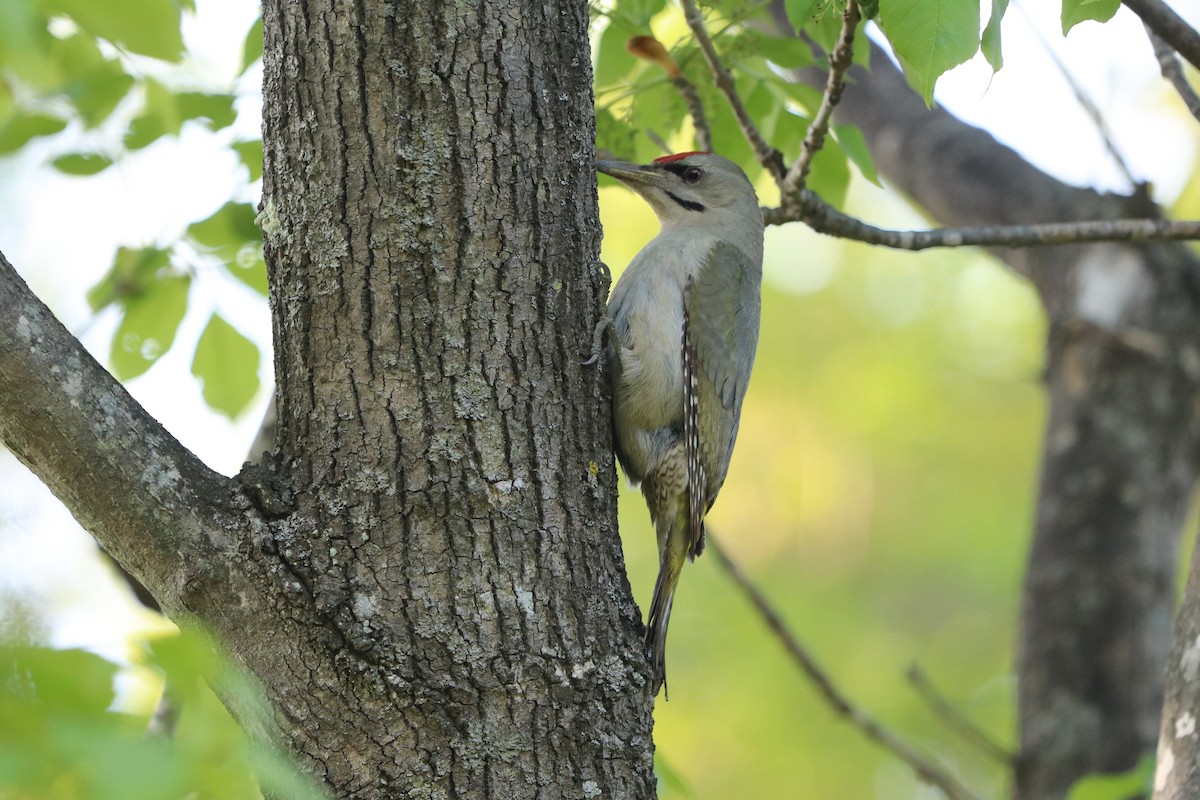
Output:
[
  {"xmin": 0, "ymin": 1, "xmax": 660, "ymax": 798},
  {"xmin": 765, "ymin": 5, "xmax": 1200, "ymax": 794},
  {"xmin": 830, "ymin": 45, "xmax": 1200, "ymax": 800},
  {"xmin": 255, "ymin": 1, "xmax": 653, "ymax": 795}
]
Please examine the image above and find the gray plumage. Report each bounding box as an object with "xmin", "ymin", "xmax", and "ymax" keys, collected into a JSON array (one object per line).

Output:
[{"xmin": 598, "ymin": 152, "xmax": 763, "ymax": 695}]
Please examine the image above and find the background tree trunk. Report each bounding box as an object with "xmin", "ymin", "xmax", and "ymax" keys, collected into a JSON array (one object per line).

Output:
[
  {"xmin": 763, "ymin": 6, "xmax": 1200, "ymax": 794},
  {"xmin": 1, "ymin": 1, "xmax": 661, "ymax": 798},
  {"xmin": 830, "ymin": 44, "xmax": 1200, "ymax": 800}
]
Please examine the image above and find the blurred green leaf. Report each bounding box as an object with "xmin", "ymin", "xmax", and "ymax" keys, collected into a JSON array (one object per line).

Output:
[
  {"xmin": 177, "ymin": 91, "xmax": 237, "ymax": 131},
  {"xmin": 594, "ymin": 20, "xmax": 635, "ymax": 89},
  {"xmin": 39, "ymin": 0, "xmax": 185, "ymax": 61},
  {"xmin": 125, "ymin": 78, "xmax": 181, "ymax": 150},
  {"xmin": 832, "ymin": 123, "xmax": 879, "ymax": 185},
  {"xmin": 878, "ymin": 0, "xmax": 980, "ymax": 104},
  {"xmin": 655, "ymin": 751, "xmax": 694, "ymax": 798},
  {"xmin": 981, "ymin": 0, "xmax": 1009, "ymax": 71},
  {"xmin": 803, "ymin": 1, "xmax": 850, "ymax": 54},
  {"xmin": 0, "ymin": 112, "xmax": 66, "ymax": 154},
  {"xmin": 241, "ymin": 17, "xmax": 263, "ymax": 73},
  {"xmin": 1066, "ymin": 753, "xmax": 1154, "ymax": 799},
  {"xmin": 232, "ymin": 139, "xmax": 263, "ymax": 181},
  {"xmin": 0, "ymin": 632, "xmax": 325, "ymax": 800},
  {"xmin": 785, "ymin": 0, "xmax": 822, "ymax": 30},
  {"xmin": 52, "ymin": 151, "xmax": 113, "ymax": 175},
  {"xmin": 87, "ymin": 245, "xmax": 172, "ymax": 311},
  {"xmin": 1061, "ymin": 0, "xmax": 1120, "ymax": 34},
  {"xmin": 1, "ymin": 646, "xmax": 118, "ymax": 717},
  {"xmin": 173, "ymin": 683, "xmax": 260, "ymax": 800},
  {"xmin": 187, "ymin": 202, "xmax": 267, "ymax": 295},
  {"xmin": 191, "ymin": 313, "xmax": 260, "ymax": 418},
  {"xmin": 807, "ymin": 133, "xmax": 851, "ymax": 208},
  {"xmin": 608, "ymin": 0, "xmax": 667, "ymax": 27},
  {"xmin": 750, "ymin": 30, "xmax": 813, "ymax": 70},
  {"xmin": 71, "ymin": 71, "xmax": 137, "ymax": 127},
  {"xmin": 0, "ymin": 0, "xmax": 50, "ymax": 68},
  {"xmin": 110, "ymin": 273, "xmax": 190, "ymax": 380}
]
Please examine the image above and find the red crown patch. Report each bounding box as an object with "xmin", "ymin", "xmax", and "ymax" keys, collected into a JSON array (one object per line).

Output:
[{"xmin": 652, "ymin": 151, "xmax": 708, "ymax": 164}]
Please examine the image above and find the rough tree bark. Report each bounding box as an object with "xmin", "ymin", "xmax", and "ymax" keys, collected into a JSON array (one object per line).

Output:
[
  {"xmin": 0, "ymin": 1, "xmax": 660, "ymax": 799},
  {"xmin": 766, "ymin": 6, "xmax": 1200, "ymax": 796}
]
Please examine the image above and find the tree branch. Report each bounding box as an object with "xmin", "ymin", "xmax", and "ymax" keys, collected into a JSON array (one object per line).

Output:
[
  {"xmin": 679, "ymin": 0, "xmax": 785, "ymax": 181},
  {"xmin": 906, "ymin": 664, "xmax": 1014, "ymax": 766},
  {"xmin": 0, "ymin": 250, "xmax": 250, "ymax": 615},
  {"xmin": 1122, "ymin": 0, "xmax": 1200, "ymax": 73},
  {"xmin": 765, "ymin": 190, "xmax": 1200, "ymax": 249},
  {"xmin": 708, "ymin": 535, "xmax": 982, "ymax": 800},
  {"xmin": 780, "ymin": 0, "xmax": 861, "ymax": 199},
  {"xmin": 1144, "ymin": 24, "xmax": 1200, "ymax": 123}
]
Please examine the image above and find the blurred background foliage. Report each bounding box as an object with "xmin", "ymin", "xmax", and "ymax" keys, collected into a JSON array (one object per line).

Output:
[{"xmin": 0, "ymin": 0, "xmax": 1195, "ymax": 797}]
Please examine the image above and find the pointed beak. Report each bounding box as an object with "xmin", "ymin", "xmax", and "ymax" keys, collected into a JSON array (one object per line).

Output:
[{"xmin": 596, "ymin": 159, "xmax": 659, "ymax": 189}]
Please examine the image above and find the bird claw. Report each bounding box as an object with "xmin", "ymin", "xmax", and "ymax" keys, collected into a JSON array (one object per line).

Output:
[{"xmin": 582, "ymin": 314, "xmax": 615, "ymax": 367}]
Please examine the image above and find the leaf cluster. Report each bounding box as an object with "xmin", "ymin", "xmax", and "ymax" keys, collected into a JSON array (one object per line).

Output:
[
  {"xmin": 0, "ymin": 0, "xmax": 266, "ymax": 418},
  {"xmin": 0, "ymin": 624, "xmax": 326, "ymax": 800}
]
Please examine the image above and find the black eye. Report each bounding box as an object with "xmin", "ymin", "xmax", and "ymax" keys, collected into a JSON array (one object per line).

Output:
[{"xmin": 682, "ymin": 167, "xmax": 703, "ymax": 184}]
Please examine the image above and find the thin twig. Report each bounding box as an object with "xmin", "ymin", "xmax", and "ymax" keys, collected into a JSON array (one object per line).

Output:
[
  {"xmin": 625, "ymin": 35, "xmax": 714, "ymax": 151},
  {"xmin": 906, "ymin": 664, "xmax": 1014, "ymax": 766},
  {"xmin": 1144, "ymin": 24, "xmax": 1200, "ymax": 123},
  {"xmin": 707, "ymin": 535, "xmax": 983, "ymax": 800},
  {"xmin": 780, "ymin": 0, "xmax": 861, "ymax": 199},
  {"xmin": 765, "ymin": 189, "xmax": 1200, "ymax": 248},
  {"xmin": 679, "ymin": 0, "xmax": 786, "ymax": 182},
  {"xmin": 1122, "ymin": 0, "xmax": 1200, "ymax": 73},
  {"xmin": 1015, "ymin": 2, "xmax": 1137, "ymax": 188},
  {"xmin": 674, "ymin": 75, "xmax": 714, "ymax": 152}
]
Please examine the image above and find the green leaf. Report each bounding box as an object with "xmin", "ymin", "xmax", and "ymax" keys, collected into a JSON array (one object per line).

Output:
[
  {"xmin": 173, "ymin": 683, "xmax": 260, "ymax": 800},
  {"xmin": 1, "ymin": 645, "xmax": 118, "ymax": 717},
  {"xmin": 1061, "ymin": 0, "xmax": 1120, "ymax": 34},
  {"xmin": 232, "ymin": 139, "xmax": 263, "ymax": 182},
  {"xmin": 1066, "ymin": 753, "xmax": 1154, "ymax": 799},
  {"xmin": 808, "ymin": 132, "xmax": 852, "ymax": 208},
  {"xmin": 177, "ymin": 91, "xmax": 237, "ymax": 130},
  {"xmin": 752, "ymin": 31, "xmax": 813, "ymax": 69},
  {"xmin": 655, "ymin": 751, "xmax": 694, "ymax": 798},
  {"xmin": 0, "ymin": 0, "xmax": 51, "ymax": 71},
  {"xmin": 241, "ymin": 17, "xmax": 263, "ymax": 73},
  {"xmin": 594, "ymin": 21, "xmax": 635, "ymax": 89},
  {"xmin": 70, "ymin": 71, "xmax": 136, "ymax": 128},
  {"xmin": 187, "ymin": 202, "xmax": 267, "ymax": 295},
  {"xmin": 51, "ymin": 152, "xmax": 113, "ymax": 175},
  {"xmin": 596, "ymin": 106, "xmax": 637, "ymax": 160},
  {"xmin": 110, "ymin": 273, "xmax": 190, "ymax": 380},
  {"xmin": 126, "ymin": 85, "xmax": 236, "ymax": 148},
  {"xmin": 832, "ymin": 123, "xmax": 879, "ymax": 185},
  {"xmin": 785, "ymin": 0, "xmax": 823, "ymax": 29},
  {"xmin": 124, "ymin": 78, "xmax": 181, "ymax": 150},
  {"xmin": 981, "ymin": 0, "xmax": 1009, "ymax": 70},
  {"xmin": 87, "ymin": 246, "xmax": 172, "ymax": 311},
  {"xmin": 0, "ymin": 112, "xmax": 66, "ymax": 154},
  {"xmin": 191, "ymin": 314, "xmax": 260, "ymax": 418},
  {"xmin": 878, "ymin": 0, "xmax": 981, "ymax": 105},
  {"xmin": 609, "ymin": 0, "xmax": 667, "ymax": 27},
  {"xmin": 39, "ymin": 0, "xmax": 185, "ymax": 61}
]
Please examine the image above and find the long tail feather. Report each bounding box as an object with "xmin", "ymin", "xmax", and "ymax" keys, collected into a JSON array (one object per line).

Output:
[{"xmin": 645, "ymin": 548, "xmax": 683, "ymax": 698}]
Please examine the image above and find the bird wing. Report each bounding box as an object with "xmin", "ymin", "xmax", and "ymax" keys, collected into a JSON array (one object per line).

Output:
[{"xmin": 683, "ymin": 241, "xmax": 762, "ymax": 553}]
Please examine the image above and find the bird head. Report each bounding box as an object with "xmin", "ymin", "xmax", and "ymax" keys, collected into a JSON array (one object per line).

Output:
[{"xmin": 596, "ymin": 151, "xmax": 762, "ymax": 231}]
